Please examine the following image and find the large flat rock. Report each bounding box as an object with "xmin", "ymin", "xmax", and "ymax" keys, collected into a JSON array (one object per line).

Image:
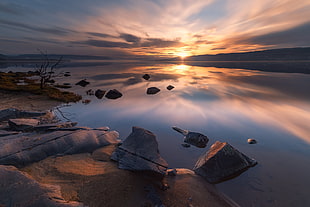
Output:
[
  {"xmin": 0, "ymin": 129, "xmax": 120, "ymax": 167},
  {"xmin": 0, "ymin": 108, "xmax": 45, "ymax": 121}
]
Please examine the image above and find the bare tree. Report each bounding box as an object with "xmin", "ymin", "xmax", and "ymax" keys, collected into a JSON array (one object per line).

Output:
[{"xmin": 35, "ymin": 50, "xmax": 64, "ymax": 89}]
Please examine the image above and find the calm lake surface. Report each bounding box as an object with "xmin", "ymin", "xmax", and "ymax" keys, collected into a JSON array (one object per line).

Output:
[{"xmin": 3, "ymin": 61, "xmax": 310, "ymax": 207}]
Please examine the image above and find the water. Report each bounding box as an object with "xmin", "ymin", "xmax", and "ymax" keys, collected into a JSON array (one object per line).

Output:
[{"xmin": 3, "ymin": 61, "xmax": 310, "ymax": 206}]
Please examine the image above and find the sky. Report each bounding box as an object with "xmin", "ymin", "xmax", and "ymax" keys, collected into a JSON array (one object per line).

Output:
[{"xmin": 0, "ymin": 0, "xmax": 310, "ymax": 58}]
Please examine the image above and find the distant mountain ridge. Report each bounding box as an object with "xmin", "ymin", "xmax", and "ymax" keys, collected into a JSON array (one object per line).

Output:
[
  {"xmin": 186, "ymin": 47, "xmax": 310, "ymax": 61},
  {"xmin": 2, "ymin": 54, "xmax": 112, "ymax": 61}
]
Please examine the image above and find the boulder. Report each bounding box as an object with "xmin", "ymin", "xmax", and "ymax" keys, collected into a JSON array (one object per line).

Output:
[
  {"xmin": 0, "ymin": 165, "xmax": 82, "ymax": 207},
  {"xmin": 8, "ymin": 118, "xmax": 40, "ymax": 131},
  {"xmin": 0, "ymin": 108, "xmax": 45, "ymax": 121},
  {"xmin": 0, "ymin": 129, "xmax": 120, "ymax": 167},
  {"xmin": 172, "ymin": 126, "xmax": 209, "ymax": 148},
  {"xmin": 142, "ymin": 74, "xmax": 150, "ymax": 80},
  {"xmin": 75, "ymin": 79, "xmax": 90, "ymax": 87},
  {"xmin": 95, "ymin": 89, "xmax": 106, "ymax": 99},
  {"xmin": 105, "ymin": 89, "xmax": 122, "ymax": 99},
  {"xmin": 111, "ymin": 126, "xmax": 168, "ymax": 174},
  {"xmin": 147, "ymin": 87, "xmax": 160, "ymax": 95},
  {"xmin": 167, "ymin": 85, "xmax": 175, "ymax": 90},
  {"xmin": 193, "ymin": 141, "xmax": 257, "ymax": 183}
]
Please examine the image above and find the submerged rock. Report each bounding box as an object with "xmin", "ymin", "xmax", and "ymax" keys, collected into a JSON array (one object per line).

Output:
[
  {"xmin": 105, "ymin": 89, "xmax": 123, "ymax": 99},
  {"xmin": 147, "ymin": 87, "xmax": 160, "ymax": 95},
  {"xmin": 172, "ymin": 126, "xmax": 209, "ymax": 148},
  {"xmin": 95, "ymin": 89, "xmax": 106, "ymax": 99},
  {"xmin": 75, "ymin": 79, "xmax": 90, "ymax": 87},
  {"xmin": 142, "ymin": 74, "xmax": 151, "ymax": 80},
  {"xmin": 111, "ymin": 126, "xmax": 168, "ymax": 174},
  {"xmin": 193, "ymin": 141, "xmax": 257, "ymax": 183},
  {"xmin": 167, "ymin": 85, "xmax": 175, "ymax": 90},
  {"xmin": 0, "ymin": 108, "xmax": 45, "ymax": 121},
  {"xmin": 8, "ymin": 118, "xmax": 40, "ymax": 131},
  {"xmin": 0, "ymin": 128, "xmax": 120, "ymax": 167}
]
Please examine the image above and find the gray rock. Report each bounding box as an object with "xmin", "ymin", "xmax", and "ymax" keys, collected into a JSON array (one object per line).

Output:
[
  {"xmin": 167, "ymin": 85, "xmax": 175, "ymax": 90},
  {"xmin": 111, "ymin": 126, "xmax": 168, "ymax": 174},
  {"xmin": 0, "ymin": 129, "xmax": 120, "ymax": 167},
  {"xmin": 105, "ymin": 89, "xmax": 123, "ymax": 99},
  {"xmin": 0, "ymin": 108, "xmax": 46, "ymax": 121},
  {"xmin": 8, "ymin": 118, "xmax": 40, "ymax": 131},
  {"xmin": 0, "ymin": 130, "xmax": 20, "ymax": 137},
  {"xmin": 0, "ymin": 165, "xmax": 82, "ymax": 207},
  {"xmin": 95, "ymin": 89, "xmax": 106, "ymax": 99},
  {"xmin": 147, "ymin": 87, "xmax": 160, "ymax": 95},
  {"xmin": 142, "ymin": 74, "xmax": 151, "ymax": 80},
  {"xmin": 172, "ymin": 126, "xmax": 209, "ymax": 148},
  {"xmin": 247, "ymin": 138, "xmax": 257, "ymax": 144},
  {"xmin": 193, "ymin": 141, "xmax": 257, "ymax": 183},
  {"xmin": 33, "ymin": 122, "xmax": 78, "ymax": 131},
  {"xmin": 75, "ymin": 79, "xmax": 90, "ymax": 87}
]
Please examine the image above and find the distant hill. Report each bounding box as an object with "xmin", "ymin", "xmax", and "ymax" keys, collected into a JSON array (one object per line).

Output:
[
  {"xmin": 5, "ymin": 54, "xmax": 112, "ymax": 61},
  {"xmin": 0, "ymin": 54, "xmax": 7, "ymax": 60},
  {"xmin": 186, "ymin": 47, "xmax": 310, "ymax": 61}
]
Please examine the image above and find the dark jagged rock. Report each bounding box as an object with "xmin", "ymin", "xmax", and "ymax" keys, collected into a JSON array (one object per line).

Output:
[
  {"xmin": 105, "ymin": 89, "xmax": 122, "ymax": 99},
  {"xmin": 142, "ymin": 74, "xmax": 150, "ymax": 80},
  {"xmin": 181, "ymin": 143, "xmax": 191, "ymax": 148},
  {"xmin": 193, "ymin": 141, "xmax": 257, "ymax": 183},
  {"xmin": 86, "ymin": 89, "xmax": 94, "ymax": 95},
  {"xmin": 75, "ymin": 79, "xmax": 90, "ymax": 87},
  {"xmin": 8, "ymin": 118, "xmax": 40, "ymax": 131},
  {"xmin": 172, "ymin": 126, "xmax": 209, "ymax": 148},
  {"xmin": 247, "ymin": 138, "xmax": 257, "ymax": 144},
  {"xmin": 147, "ymin": 87, "xmax": 160, "ymax": 95},
  {"xmin": 95, "ymin": 89, "xmax": 106, "ymax": 99},
  {"xmin": 0, "ymin": 108, "xmax": 45, "ymax": 121},
  {"xmin": 111, "ymin": 126, "xmax": 168, "ymax": 174},
  {"xmin": 0, "ymin": 165, "xmax": 82, "ymax": 207},
  {"xmin": 0, "ymin": 128, "xmax": 120, "ymax": 167},
  {"xmin": 167, "ymin": 85, "xmax": 175, "ymax": 90}
]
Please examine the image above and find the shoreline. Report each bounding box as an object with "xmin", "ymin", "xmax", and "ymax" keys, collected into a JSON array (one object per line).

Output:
[{"xmin": 0, "ymin": 90, "xmax": 239, "ymax": 207}]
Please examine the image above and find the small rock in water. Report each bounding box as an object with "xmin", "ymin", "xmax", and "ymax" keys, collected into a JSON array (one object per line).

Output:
[
  {"xmin": 142, "ymin": 74, "xmax": 151, "ymax": 80},
  {"xmin": 247, "ymin": 138, "xmax": 257, "ymax": 144},
  {"xmin": 193, "ymin": 141, "xmax": 257, "ymax": 183},
  {"xmin": 95, "ymin": 89, "xmax": 106, "ymax": 99},
  {"xmin": 86, "ymin": 89, "xmax": 94, "ymax": 95},
  {"xmin": 75, "ymin": 79, "xmax": 90, "ymax": 87},
  {"xmin": 172, "ymin": 126, "xmax": 209, "ymax": 148},
  {"xmin": 166, "ymin": 85, "xmax": 175, "ymax": 90},
  {"xmin": 147, "ymin": 87, "xmax": 160, "ymax": 95},
  {"xmin": 105, "ymin": 89, "xmax": 123, "ymax": 99},
  {"xmin": 82, "ymin": 99, "xmax": 91, "ymax": 104},
  {"xmin": 181, "ymin": 143, "xmax": 191, "ymax": 148},
  {"xmin": 64, "ymin": 73, "xmax": 71, "ymax": 77}
]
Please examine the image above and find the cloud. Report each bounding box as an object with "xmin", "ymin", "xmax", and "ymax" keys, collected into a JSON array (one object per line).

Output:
[
  {"xmin": 76, "ymin": 39, "xmax": 131, "ymax": 48},
  {"xmin": 120, "ymin": 33, "xmax": 141, "ymax": 43},
  {"xmin": 86, "ymin": 32, "xmax": 116, "ymax": 38},
  {"xmin": 0, "ymin": 19, "xmax": 70, "ymax": 35},
  {"xmin": 140, "ymin": 38, "xmax": 183, "ymax": 48},
  {"xmin": 0, "ymin": 2, "xmax": 27, "ymax": 16}
]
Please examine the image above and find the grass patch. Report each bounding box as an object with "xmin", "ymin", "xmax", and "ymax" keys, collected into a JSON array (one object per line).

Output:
[{"xmin": 0, "ymin": 72, "xmax": 81, "ymax": 103}]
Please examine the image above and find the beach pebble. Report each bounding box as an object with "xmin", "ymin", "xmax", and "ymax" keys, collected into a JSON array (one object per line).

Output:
[{"xmin": 247, "ymin": 138, "xmax": 257, "ymax": 144}]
